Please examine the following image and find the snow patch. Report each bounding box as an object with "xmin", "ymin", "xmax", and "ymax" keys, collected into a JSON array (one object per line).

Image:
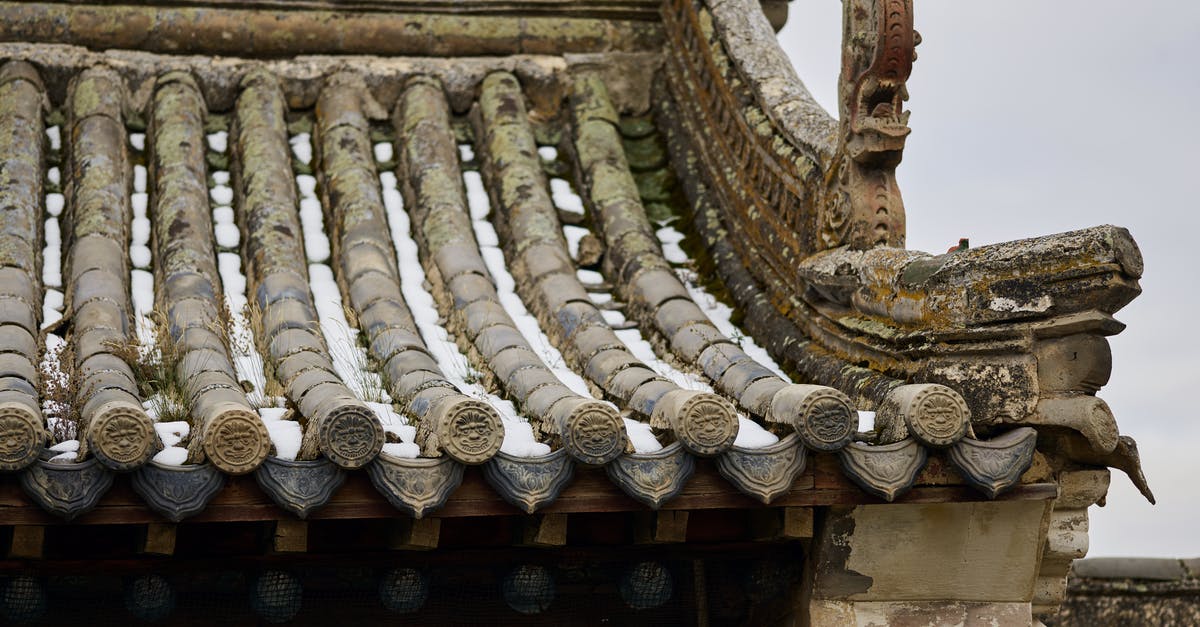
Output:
[
  {"xmin": 549, "ymin": 178, "xmax": 583, "ymax": 214},
  {"xmin": 382, "ymin": 442, "xmax": 421, "ymax": 458},
  {"xmin": 857, "ymin": 410, "xmax": 876, "ymax": 433},
  {"xmin": 152, "ymin": 421, "xmax": 190, "ymax": 448},
  {"xmin": 562, "ymin": 225, "xmax": 589, "ymax": 259},
  {"xmin": 373, "ymin": 142, "xmax": 393, "ymax": 163},
  {"xmin": 733, "ymin": 416, "xmax": 778, "ymax": 449},
  {"xmin": 623, "ymin": 418, "xmax": 663, "ymax": 453},
  {"xmin": 210, "ymin": 185, "xmax": 233, "ymax": 206},
  {"xmin": 46, "ymin": 193, "xmax": 63, "ymax": 217},
  {"xmin": 259, "ymin": 408, "xmax": 302, "ymax": 461},
  {"xmin": 499, "ymin": 421, "xmax": 552, "ymax": 458},
  {"xmin": 289, "ymin": 132, "xmax": 312, "ymax": 164},
  {"xmin": 152, "ymin": 446, "xmax": 189, "ymax": 466},
  {"xmin": 207, "ymin": 131, "xmax": 227, "ymax": 153},
  {"xmin": 129, "ymin": 133, "xmax": 145, "ymax": 152},
  {"xmin": 45, "ymin": 125, "xmax": 60, "ymax": 151},
  {"xmin": 49, "ymin": 439, "xmax": 78, "ymax": 453},
  {"xmin": 988, "ymin": 295, "xmax": 1052, "ymax": 313}
]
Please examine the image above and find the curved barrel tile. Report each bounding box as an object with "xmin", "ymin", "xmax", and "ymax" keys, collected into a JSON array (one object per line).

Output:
[
  {"xmin": 0, "ymin": 61, "xmax": 49, "ymax": 471},
  {"xmin": 768, "ymin": 385, "xmax": 858, "ymax": 452},
  {"xmin": 19, "ymin": 457, "xmax": 114, "ymax": 521},
  {"xmin": 394, "ymin": 76, "xmax": 625, "ymax": 466},
  {"xmin": 875, "ymin": 384, "xmax": 970, "ymax": 448},
  {"xmin": 131, "ymin": 461, "xmax": 227, "ymax": 522},
  {"xmin": 948, "ymin": 427, "xmax": 1037, "ymax": 499},
  {"xmin": 838, "ymin": 439, "xmax": 928, "ymax": 502},
  {"xmin": 366, "ymin": 453, "xmax": 464, "ymax": 519},
  {"xmin": 716, "ymin": 433, "xmax": 807, "ymax": 504},
  {"xmin": 254, "ymin": 455, "xmax": 347, "ymax": 519},
  {"xmin": 476, "ymin": 72, "xmax": 736, "ymax": 458},
  {"xmin": 232, "ymin": 69, "xmax": 383, "ymax": 469},
  {"xmin": 65, "ymin": 66, "xmax": 158, "ymax": 471},
  {"xmin": 314, "ymin": 72, "xmax": 502, "ymax": 465},
  {"xmin": 605, "ymin": 441, "xmax": 695, "ymax": 509},
  {"xmin": 483, "ymin": 448, "xmax": 575, "ymax": 514},
  {"xmin": 148, "ymin": 71, "xmax": 271, "ymax": 474}
]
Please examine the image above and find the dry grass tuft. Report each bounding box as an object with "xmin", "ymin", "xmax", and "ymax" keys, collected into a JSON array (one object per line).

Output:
[{"xmin": 39, "ymin": 336, "xmax": 77, "ymax": 443}]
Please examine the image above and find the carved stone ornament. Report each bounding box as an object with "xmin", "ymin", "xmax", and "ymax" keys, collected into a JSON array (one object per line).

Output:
[
  {"xmin": 948, "ymin": 427, "xmax": 1038, "ymax": 499},
  {"xmin": 716, "ymin": 433, "xmax": 807, "ymax": 504},
  {"xmin": 131, "ymin": 461, "xmax": 227, "ymax": 522},
  {"xmin": 254, "ymin": 455, "xmax": 347, "ymax": 519},
  {"xmin": 204, "ymin": 408, "xmax": 271, "ymax": 475},
  {"xmin": 671, "ymin": 393, "xmax": 739, "ymax": 457},
  {"xmin": 561, "ymin": 401, "xmax": 625, "ymax": 466},
  {"xmin": 89, "ymin": 401, "xmax": 157, "ymax": 471},
  {"xmin": 366, "ymin": 453, "xmax": 464, "ymax": 518},
  {"xmin": 0, "ymin": 402, "xmax": 43, "ymax": 471},
  {"xmin": 483, "ymin": 448, "xmax": 575, "ymax": 514},
  {"xmin": 605, "ymin": 441, "xmax": 695, "ymax": 509},
  {"xmin": 904, "ymin": 385, "xmax": 970, "ymax": 447},
  {"xmin": 769, "ymin": 385, "xmax": 858, "ymax": 452},
  {"xmin": 838, "ymin": 438, "xmax": 928, "ymax": 502},
  {"xmin": 877, "ymin": 384, "xmax": 970, "ymax": 448},
  {"xmin": 318, "ymin": 405, "xmax": 385, "ymax": 469},
  {"xmin": 437, "ymin": 397, "xmax": 504, "ymax": 465},
  {"xmin": 19, "ymin": 455, "xmax": 115, "ymax": 521}
]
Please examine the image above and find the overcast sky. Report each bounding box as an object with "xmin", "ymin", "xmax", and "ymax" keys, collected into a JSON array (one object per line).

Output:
[{"xmin": 777, "ymin": 1, "xmax": 1199, "ymax": 558}]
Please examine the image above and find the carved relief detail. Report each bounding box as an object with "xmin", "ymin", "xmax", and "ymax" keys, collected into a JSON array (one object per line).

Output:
[
  {"xmin": 19, "ymin": 457, "xmax": 115, "ymax": 521},
  {"xmin": 716, "ymin": 434, "xmax": 807, "ymax": 504},
  {"xmin": 947, "ymin": 427, "xmax": 1037, "ymax": 498},
  {"xmin": 131, "ymin": 461, "xmax": 227, "ymax": 522},
  {"xmin": 206, "ymin": 409, "xmax": 271, "ymax": 475},
  {"xmin": 90, "ymin": 403, "xmax": 156, "ymax": 469},
  {"xmin": 0, "ymin": 404, "xmax": 42, "ymax": 470},
  {"xmin": 441, "ymin": 399, "xmax": 503, "ymax": 465},
  {"xmin": 254, "ymin": 456, "xmax": 346, "ymax": 519},
  {"xmin": 838, "ymin": 438, "xmax": 927, "ymax": 501},
  {"xmin": 797, "ymin": 389, "xmax": 857, "ymax": 452},
  {"xmin": 674, "ymin": 394, "xmax": 738, "ymax": 456},
  {"xmin": 319, "ymin": 406, "xmax": 384, "ymax": 469},
  {"xmin": 483, "ymin": 449, "xmax": 575, "ymax": 514},
  {"xmin": 606, "ymin": 442, "xmax": 696, "ymax": 509},
  {"xmin": 906, "ymin": 385, "xmax": 970, "ymax": 447},
  {"xmin": 562, "ymin": 403, "xmax": 625, "ymax": 466},
  {"xmin": 366, "ymin": 454, "xmax": 464, "ymax": 519}
]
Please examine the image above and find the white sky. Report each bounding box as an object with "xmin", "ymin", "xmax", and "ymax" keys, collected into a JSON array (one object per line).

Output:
[{"xmin": 777, "ymin": 1, "xmax": 1200, "ymax": 558}]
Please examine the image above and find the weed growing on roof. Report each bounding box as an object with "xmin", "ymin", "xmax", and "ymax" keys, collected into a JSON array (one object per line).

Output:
[
  {"xmin": 106, "ymin": 311, "xmax": 191, "ymax": 425},
  {"xmin": 39, "ymin": 337, "xmax": 77, "ymax": 443}
]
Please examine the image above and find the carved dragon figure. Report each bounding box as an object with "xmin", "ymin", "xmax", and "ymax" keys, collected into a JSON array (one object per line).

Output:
[{"xmin": 825, "ymin": 0, "xmax": 914, "ymax": 250}]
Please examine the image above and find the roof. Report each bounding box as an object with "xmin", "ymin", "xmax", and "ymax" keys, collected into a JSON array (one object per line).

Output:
[{"xmin": 0, "ymin": 0, "xmax": 1140, "ymax": 525}]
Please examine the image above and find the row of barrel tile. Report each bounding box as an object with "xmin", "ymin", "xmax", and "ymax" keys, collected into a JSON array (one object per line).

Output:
[{"xmin": 0, "ymin": 62, "xmax": 1038, "ymax": 522}]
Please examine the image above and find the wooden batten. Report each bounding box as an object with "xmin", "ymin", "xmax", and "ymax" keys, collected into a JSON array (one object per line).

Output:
[
  {"xmin": 389, "ymin": 518, "xmax": 441, "ymax": 550},
  {"xmin": 521, "ymin": 514, "xmax": 568, "ymax": 547},
  {"xmin": 273, "ymin": 519, "xmax": 309, "ymax": 553},
  {"xmin": 139, "ymin": 523, "xmax": 177, "ymax": 556},
  {"xmin": 8, "ymin": 525, "xmax": 44, "ymax": 559},
  {"xmin": 634, "ymin": 511, "xmax": 688, "ymax": 544}
]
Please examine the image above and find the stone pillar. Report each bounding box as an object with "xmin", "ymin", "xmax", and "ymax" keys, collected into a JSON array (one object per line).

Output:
[
  {"xmin": 1032, "ymin": 469, "xmax": 1110, "ymax": 619},
  {"xmin": 803, "ymin": 500, "xmax": 1055, "ymax": 626}
]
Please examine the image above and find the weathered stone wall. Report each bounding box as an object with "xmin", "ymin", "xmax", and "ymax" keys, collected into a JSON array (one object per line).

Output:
[{"xmin": 1045, "ymin": 558, "xmax": 1200, "ymax": 626}]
